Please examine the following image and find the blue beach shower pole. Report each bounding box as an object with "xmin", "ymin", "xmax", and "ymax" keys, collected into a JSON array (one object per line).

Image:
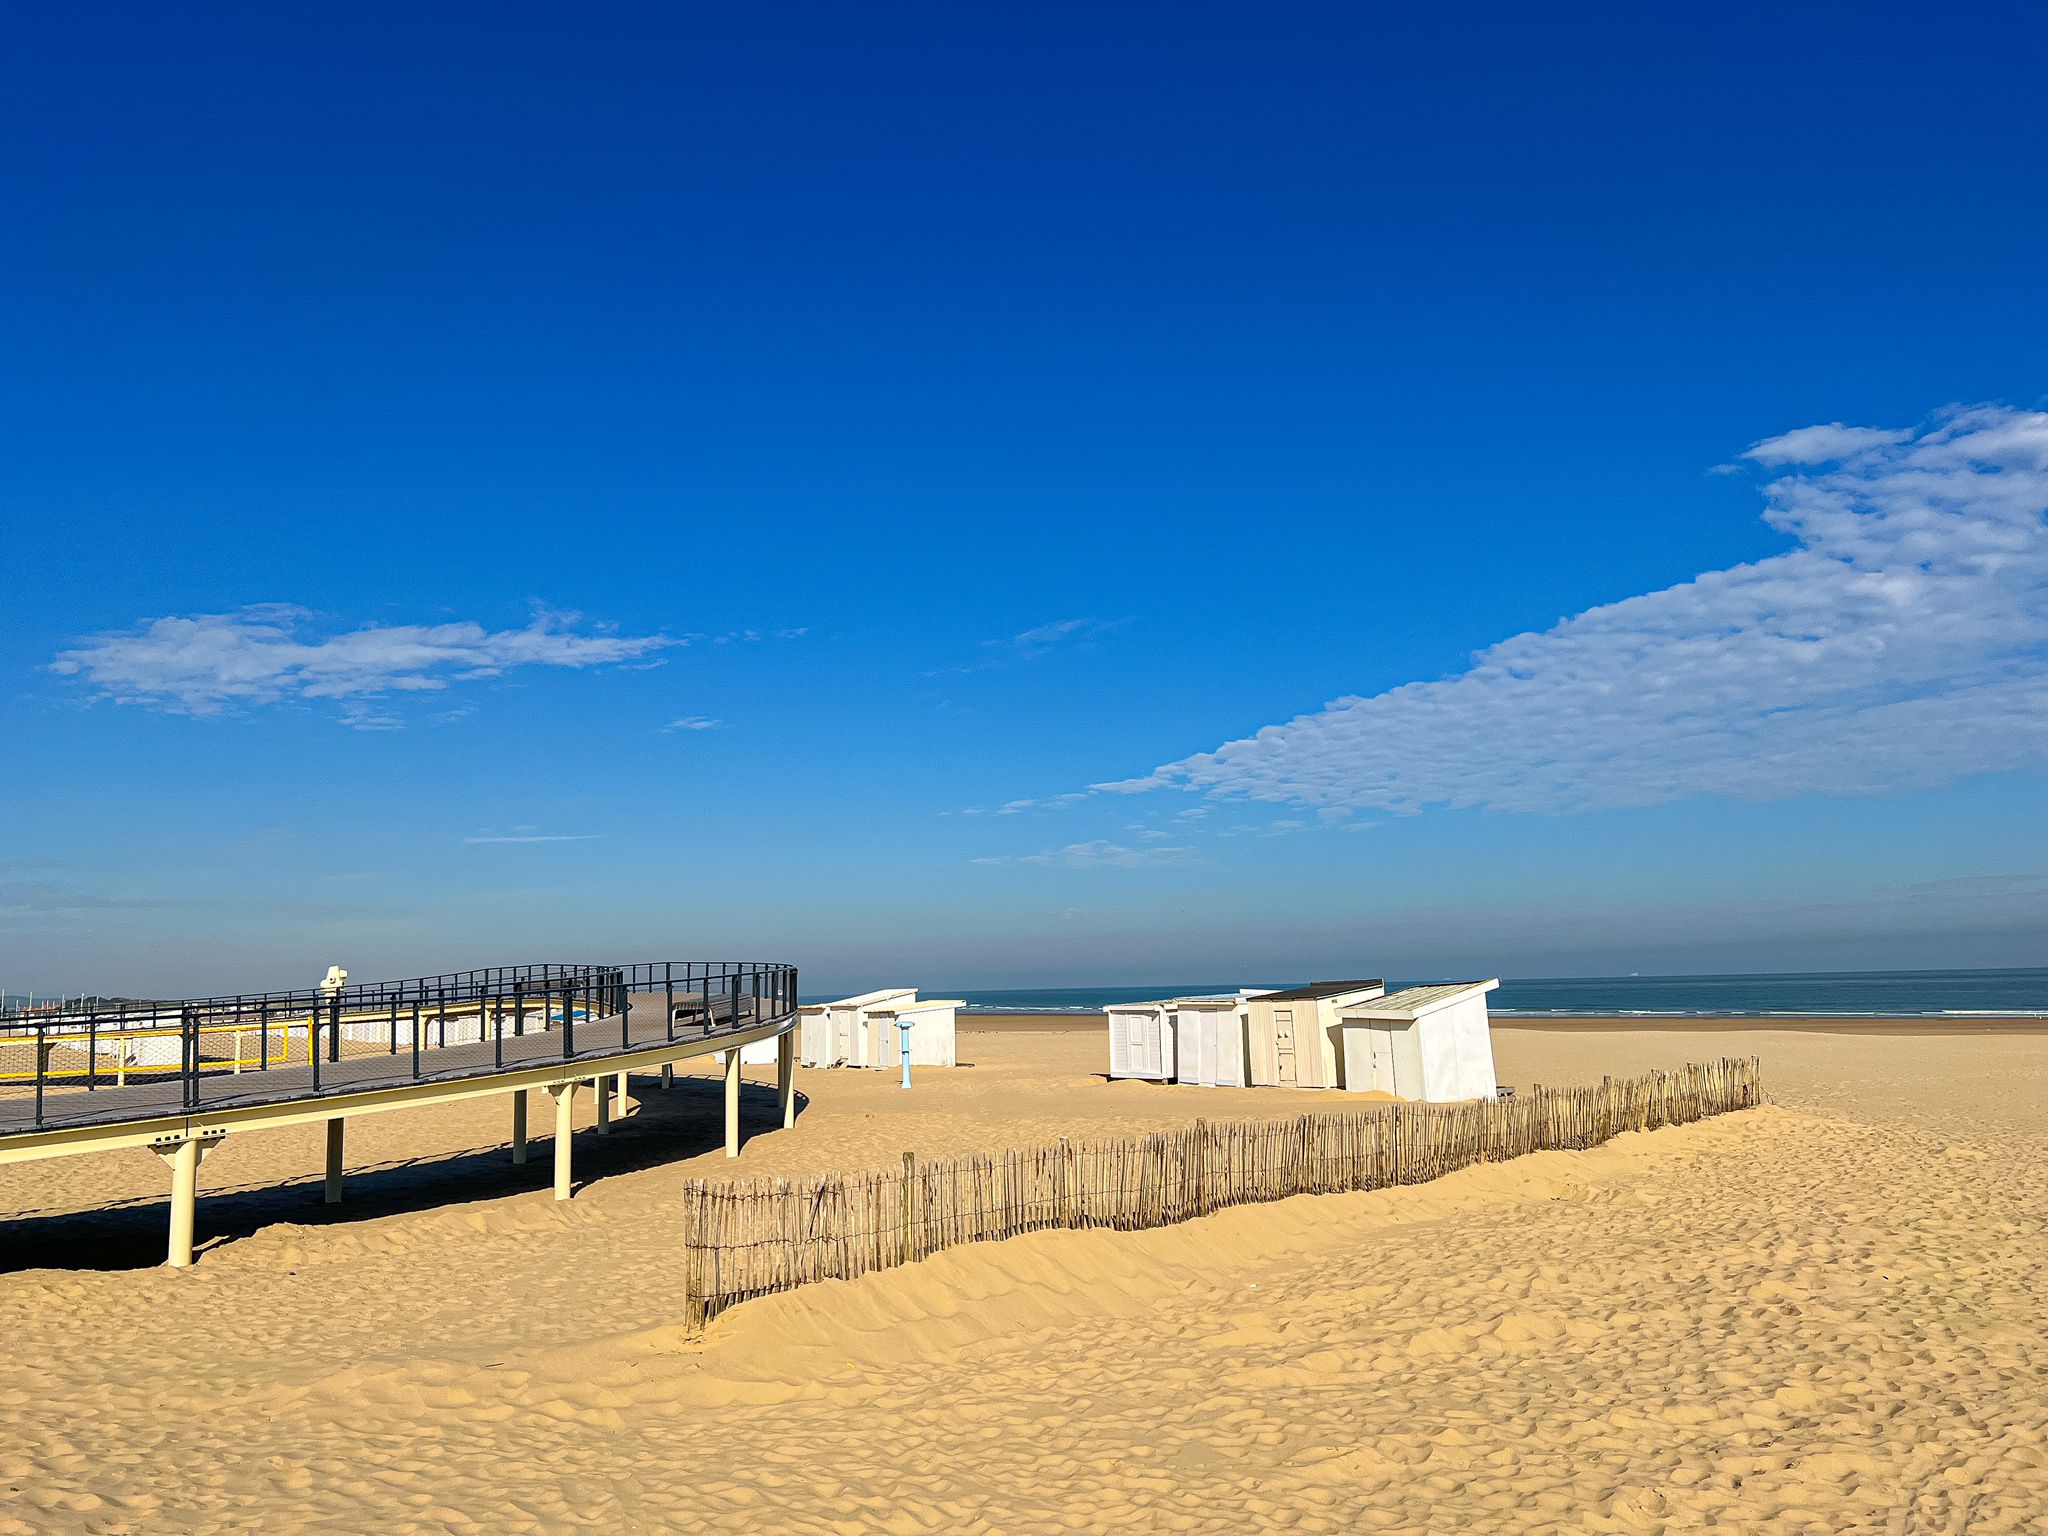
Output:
[{"xmin": 898, "ymin": 1015, "xmax": 915, "ymax": 1090}]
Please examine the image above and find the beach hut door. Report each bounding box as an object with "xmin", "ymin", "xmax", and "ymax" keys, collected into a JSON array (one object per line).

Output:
[
  {"xmin": 1355, "ymin": 1024, "xmax": 1416, "ymax": 1096},
  {"xmin": 1273, "ymin": 1009, "xmax": 1297, "ymax": 1085},
  {"xmin": 1362, "ymin": 1026, "xmax": 1398, "ymax": 1093}
]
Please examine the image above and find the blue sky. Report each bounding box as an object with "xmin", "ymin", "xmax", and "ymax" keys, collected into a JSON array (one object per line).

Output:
[{"xmin": 4, "ymin": 4, "xmax": 2047, "ymax": 996}]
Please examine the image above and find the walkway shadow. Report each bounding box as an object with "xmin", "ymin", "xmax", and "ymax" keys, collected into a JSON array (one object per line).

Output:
[{"xmin": 0, "ymin": 1074, "xmax": 807, "ymax": 1274}]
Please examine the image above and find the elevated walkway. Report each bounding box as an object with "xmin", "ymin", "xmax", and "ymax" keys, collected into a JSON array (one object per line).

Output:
[{"xmin": 0, "ymin": 961, "xmax": 799, "ymax": 1266}]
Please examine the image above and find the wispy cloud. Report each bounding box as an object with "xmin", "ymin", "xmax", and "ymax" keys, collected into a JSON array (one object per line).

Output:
[
  {"xmin": 1100, "ymin": 404, "xmax": 2048, "ymax": 815},
  {"xmin": 662, "ymin": 715, "xmax": 727, "ymax": 732},
  {"xmin": 54, "ymin": 605, "xmax": 674, "ymax": 724},
  {"xmin": 462, "ymin": 830, "xmax": 606, "ymax": 845},
  {"xmin": 927, "ymin": 616, "xmax": 1130, "ymax": 678},
  {"xmin": 1006, "ymin": 617, "xmax": 1126, "ymax": 657},
  {"xmin": 972, "ymin": 839, "xmax": 1192, "ymax": 869}
]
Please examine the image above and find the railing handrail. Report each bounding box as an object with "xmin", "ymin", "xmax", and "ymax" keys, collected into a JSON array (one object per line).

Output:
[
  {"xmin": 0, "ymin": 960, "xmax": 795, "ymax": 1031},
  {"xmin": 1, "ymin": 960, "xmax": 800, "ymax": 1135}
]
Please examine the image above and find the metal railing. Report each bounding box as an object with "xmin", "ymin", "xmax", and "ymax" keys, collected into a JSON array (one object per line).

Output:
[{"xmin": 0, "ymin": 960, "xmax": 798, "ymax": 1134}]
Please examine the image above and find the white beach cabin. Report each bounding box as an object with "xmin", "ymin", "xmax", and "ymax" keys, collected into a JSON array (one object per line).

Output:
[
  {"xmin": 1170, "ymin": 990, "xmax": 1270, "ymax": 1087},
  {"xmin": 1245, "ymin": 980, "xmax": 1388, "ymax": 1089},
  {"xmin": 1337, "ymin": 979, "xmax": 1501, "ymax": 1102},
  {"xmin": 797, "ymin": 1003, "xmax": 832, "ymax": 1067},
  {"xmin": 802, "ymin": 988, "xmax": 917, "ymax": 1068},
  {"xmin": 1105, "ymin": 999, "xmax": 1176, "ymax": 1081},
  {"xmin": 863, "ymin": 996, "xmax": 962, "ymax": 1070}
]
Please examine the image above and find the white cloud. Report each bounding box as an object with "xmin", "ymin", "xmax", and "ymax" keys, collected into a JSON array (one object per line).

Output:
[
  {"xmin": 992, "ymin": 792, "xmax": 1088, "ymax": 815},
  {"xmin": 1103, "ymin": 405, "xmax": 2048, "ymax": 816},
  {"xmin": 972, "ymin": 839, "xmax": 1193, "ymax": 869},
  {"xmin": 462, "ymin": 831, "xmax": 605, "ymax": 845},
  {"xmin": 927, "ymin": 617, "xmax": 1130, "ymax": 678},
  {"xmin": 53, "ymin": 605, "xmax": 672, "ymax": 722},
  {"xmin": 662, "ymin": 715, "xmax": 727, "ymax": 732},
  {"xmin": 1741, "ymin": 422, "xmax": 1912, "ymax": 466}
]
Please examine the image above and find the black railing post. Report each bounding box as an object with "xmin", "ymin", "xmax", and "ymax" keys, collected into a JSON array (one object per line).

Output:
[
  {"xmin": 729, "ymin": 969, "xmax": 741, "ymax": 1033},
  {"xmin": 260, "ymin": 999, "xmax": 270, "ymax": 1072},
  {"xmin": 665, "ymin": 963, "xmax": 675, "ymax": 1042},
  {"xmin": 184, "ymin": 1006, "xmax": 201, "ymax": 1106},
  {"xmin": 87, "ymin": 1011, "xmax": 97, "ymax": 1091},
  {"xmin": 563, "ymin": 983, "xmax": 576, "ymax": 1057},
  {"xmin": 513, "ymin": 980, "xmax": 525, "ymax": 1038},
  {"xmin": 310, "ymin": 1001, "xmax": 321, "ymax": 1092},
  {"xmin": 411, "ymin": 996, "xmax": 421, "ymax": 1079},
  {"xmin": 33, "ymin": 1023, "xmax": 46, "ymax": 1126},
  {"xmin": 328, "ymin": 993, "xmax": 341, "ymax": 1062},
  {"xmin": 389, "ymin": 997, "xmax": 399, "ymax": 1055}
]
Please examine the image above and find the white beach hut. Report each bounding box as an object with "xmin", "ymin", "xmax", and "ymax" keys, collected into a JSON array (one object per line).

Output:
[
  {"xmin": 804, "ymin": 988, "xmax": 918, "ymax": 1068},
  {"xmin": 1337, "ymin": 980, "xmax": 1501, "ymax": 1102},
  {"xmin": 1245, "ymin": 980, "xmax": 1388, "ymax": 1089},
  {"xmin": 1105, "ymin": 999, "xmax": 1176, "ymax": 1081},
  {"xmin": 863, "ymin": 996, "xmax": 963, "ymax": 1069},
  {"xmin": 797, "ymin": 1003, "xmax": 832, "ymax": 1067},
  {"xmin": 1170, "ymin": 990, "xmax": 1270, "ymax": 1088}
]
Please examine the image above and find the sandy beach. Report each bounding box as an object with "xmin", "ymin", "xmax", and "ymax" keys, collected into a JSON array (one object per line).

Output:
[{"xmin": 3, "ymin": 1017, "xmax": 2045, "ymax": 1532}]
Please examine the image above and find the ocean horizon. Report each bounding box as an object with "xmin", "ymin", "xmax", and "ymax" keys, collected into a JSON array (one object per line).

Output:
[{"xmin": 888, "ymin": 966, "xmax": 2048, "ymax": 1019}]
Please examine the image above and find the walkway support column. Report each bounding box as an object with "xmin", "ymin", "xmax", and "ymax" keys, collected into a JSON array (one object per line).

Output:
[
  {"xmin": 660, "ymin": 1063, "xmax": 673, "ymax": 1090},
  {"xmin": 548, "ymin": 1081, "xmax": 577, "ymax": 1199},
  {"xmin": 724, "ymin": 1047, "xmax": 742, "ymax": 1157},
  {"xmin": 324, "ymin": 1118, "xmax": 344, "ymax": 1205},
  {"xmin": 165, "ymin": 1137, "xmax": 199, "ymax": 1268},
  {"xmin": 595, "ymin": 1074, "xmax": 611, "ymax": 1134},
  {"xmin": 614, "ymin": 1070, "xmax": 629, "ymax": 1118},
  {"xmin": 778, "ymin": 1028, "xmax": 796, "ymax": 1129},
  {"xmin": 511, "ymin": 1090, "xmax": 528, "ymax": 1165}
]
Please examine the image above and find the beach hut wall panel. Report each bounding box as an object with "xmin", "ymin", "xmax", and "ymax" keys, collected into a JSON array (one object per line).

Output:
[
  {"xmin": 798, "ymin": 1005, "xmax": 833, "ymax": 1067},
  {"xmin": 1338, "ymin": 980, "xmax": 1501, "ymax": 1102},
  {"xmin": 1170, "ymin": 995, "xmax": 1259, "ymax": 1088},
  {"xmin": 1245, "ymin": 980, "xmax": 1387, "ymax": 1088},
  {"xmin": 864, "ymin": 999, "xmax": 962, "ymax": 1069},
  {"xmin": 1106, "ymin": 1002, "xmax": 1176, "ymax": 1081}
]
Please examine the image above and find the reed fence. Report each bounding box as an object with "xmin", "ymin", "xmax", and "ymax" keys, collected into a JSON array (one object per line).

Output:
[{"xmin": 680, "ymin": 1056, "xmax": 1760, "ymax": 1328}]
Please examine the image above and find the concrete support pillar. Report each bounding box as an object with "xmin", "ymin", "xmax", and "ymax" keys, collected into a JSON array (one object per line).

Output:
[
  {"xmin": 724, "ymin": 1047, "xmax": 742, "ymax": 1158},
  {"xmin": 614, "ymin": 1070, "xmax": 629, "ymax": 1116},
  {"xmin": 549, "ymin": 1082, "xmax": 577, "ymax": 1200},
  {"xmin": 777, "ymin": 1028, "xmax": 796, "ymax": 1129},
  {"xmin": 324, "ymin": 1118, "xmax": 344, "ymax": 1205},
  {"xmin": 594, "ymin": 1074, "xmax": 611, "ymax": 1134},
  {"xmin": 511, "ymin": 1090, "xmax": 528, "ymax": 1165},
  {"xmin": 165, "ymin": 1137, "xmax": 200, "ymax": 1268}
]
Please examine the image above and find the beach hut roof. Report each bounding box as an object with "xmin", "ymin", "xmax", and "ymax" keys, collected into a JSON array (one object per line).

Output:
[
  {"xmin": 1258, "ymin": 979, "xmax": 1385, "ymax": 1002},
  {"xmin": 1339, "ymin": 980, "xmax": 1500, "ymax": 1019},
  {"xmin": 828, "ymin": 988, "xmax": 917, "ymax": 1008}
]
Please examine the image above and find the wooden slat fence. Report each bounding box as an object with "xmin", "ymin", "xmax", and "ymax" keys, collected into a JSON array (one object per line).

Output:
[{"xmin": 680, "ymin": 1056, "xmax": 1761, "ymax": 1328}]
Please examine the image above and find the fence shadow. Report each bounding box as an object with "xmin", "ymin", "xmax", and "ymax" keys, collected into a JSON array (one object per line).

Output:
[{"xmin": 0, "ymin": 1074, "xmax": 807, "ymax": 1274}]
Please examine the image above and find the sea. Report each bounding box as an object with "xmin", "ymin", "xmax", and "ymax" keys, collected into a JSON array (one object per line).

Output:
[{"xmin": 945, "ymin": 967, "xmax": 2048, "ymax": 1019}]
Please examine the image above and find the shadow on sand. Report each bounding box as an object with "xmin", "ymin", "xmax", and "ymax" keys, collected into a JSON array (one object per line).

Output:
[{"xmin": 0, "ymin": 1072, "xmax": 807, "ymax": 1274}]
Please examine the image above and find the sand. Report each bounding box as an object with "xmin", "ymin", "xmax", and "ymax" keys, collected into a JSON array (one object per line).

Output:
[{"xmin": 2, "ymin": 1018, "xmax": 2045, "ymax": 1532}]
